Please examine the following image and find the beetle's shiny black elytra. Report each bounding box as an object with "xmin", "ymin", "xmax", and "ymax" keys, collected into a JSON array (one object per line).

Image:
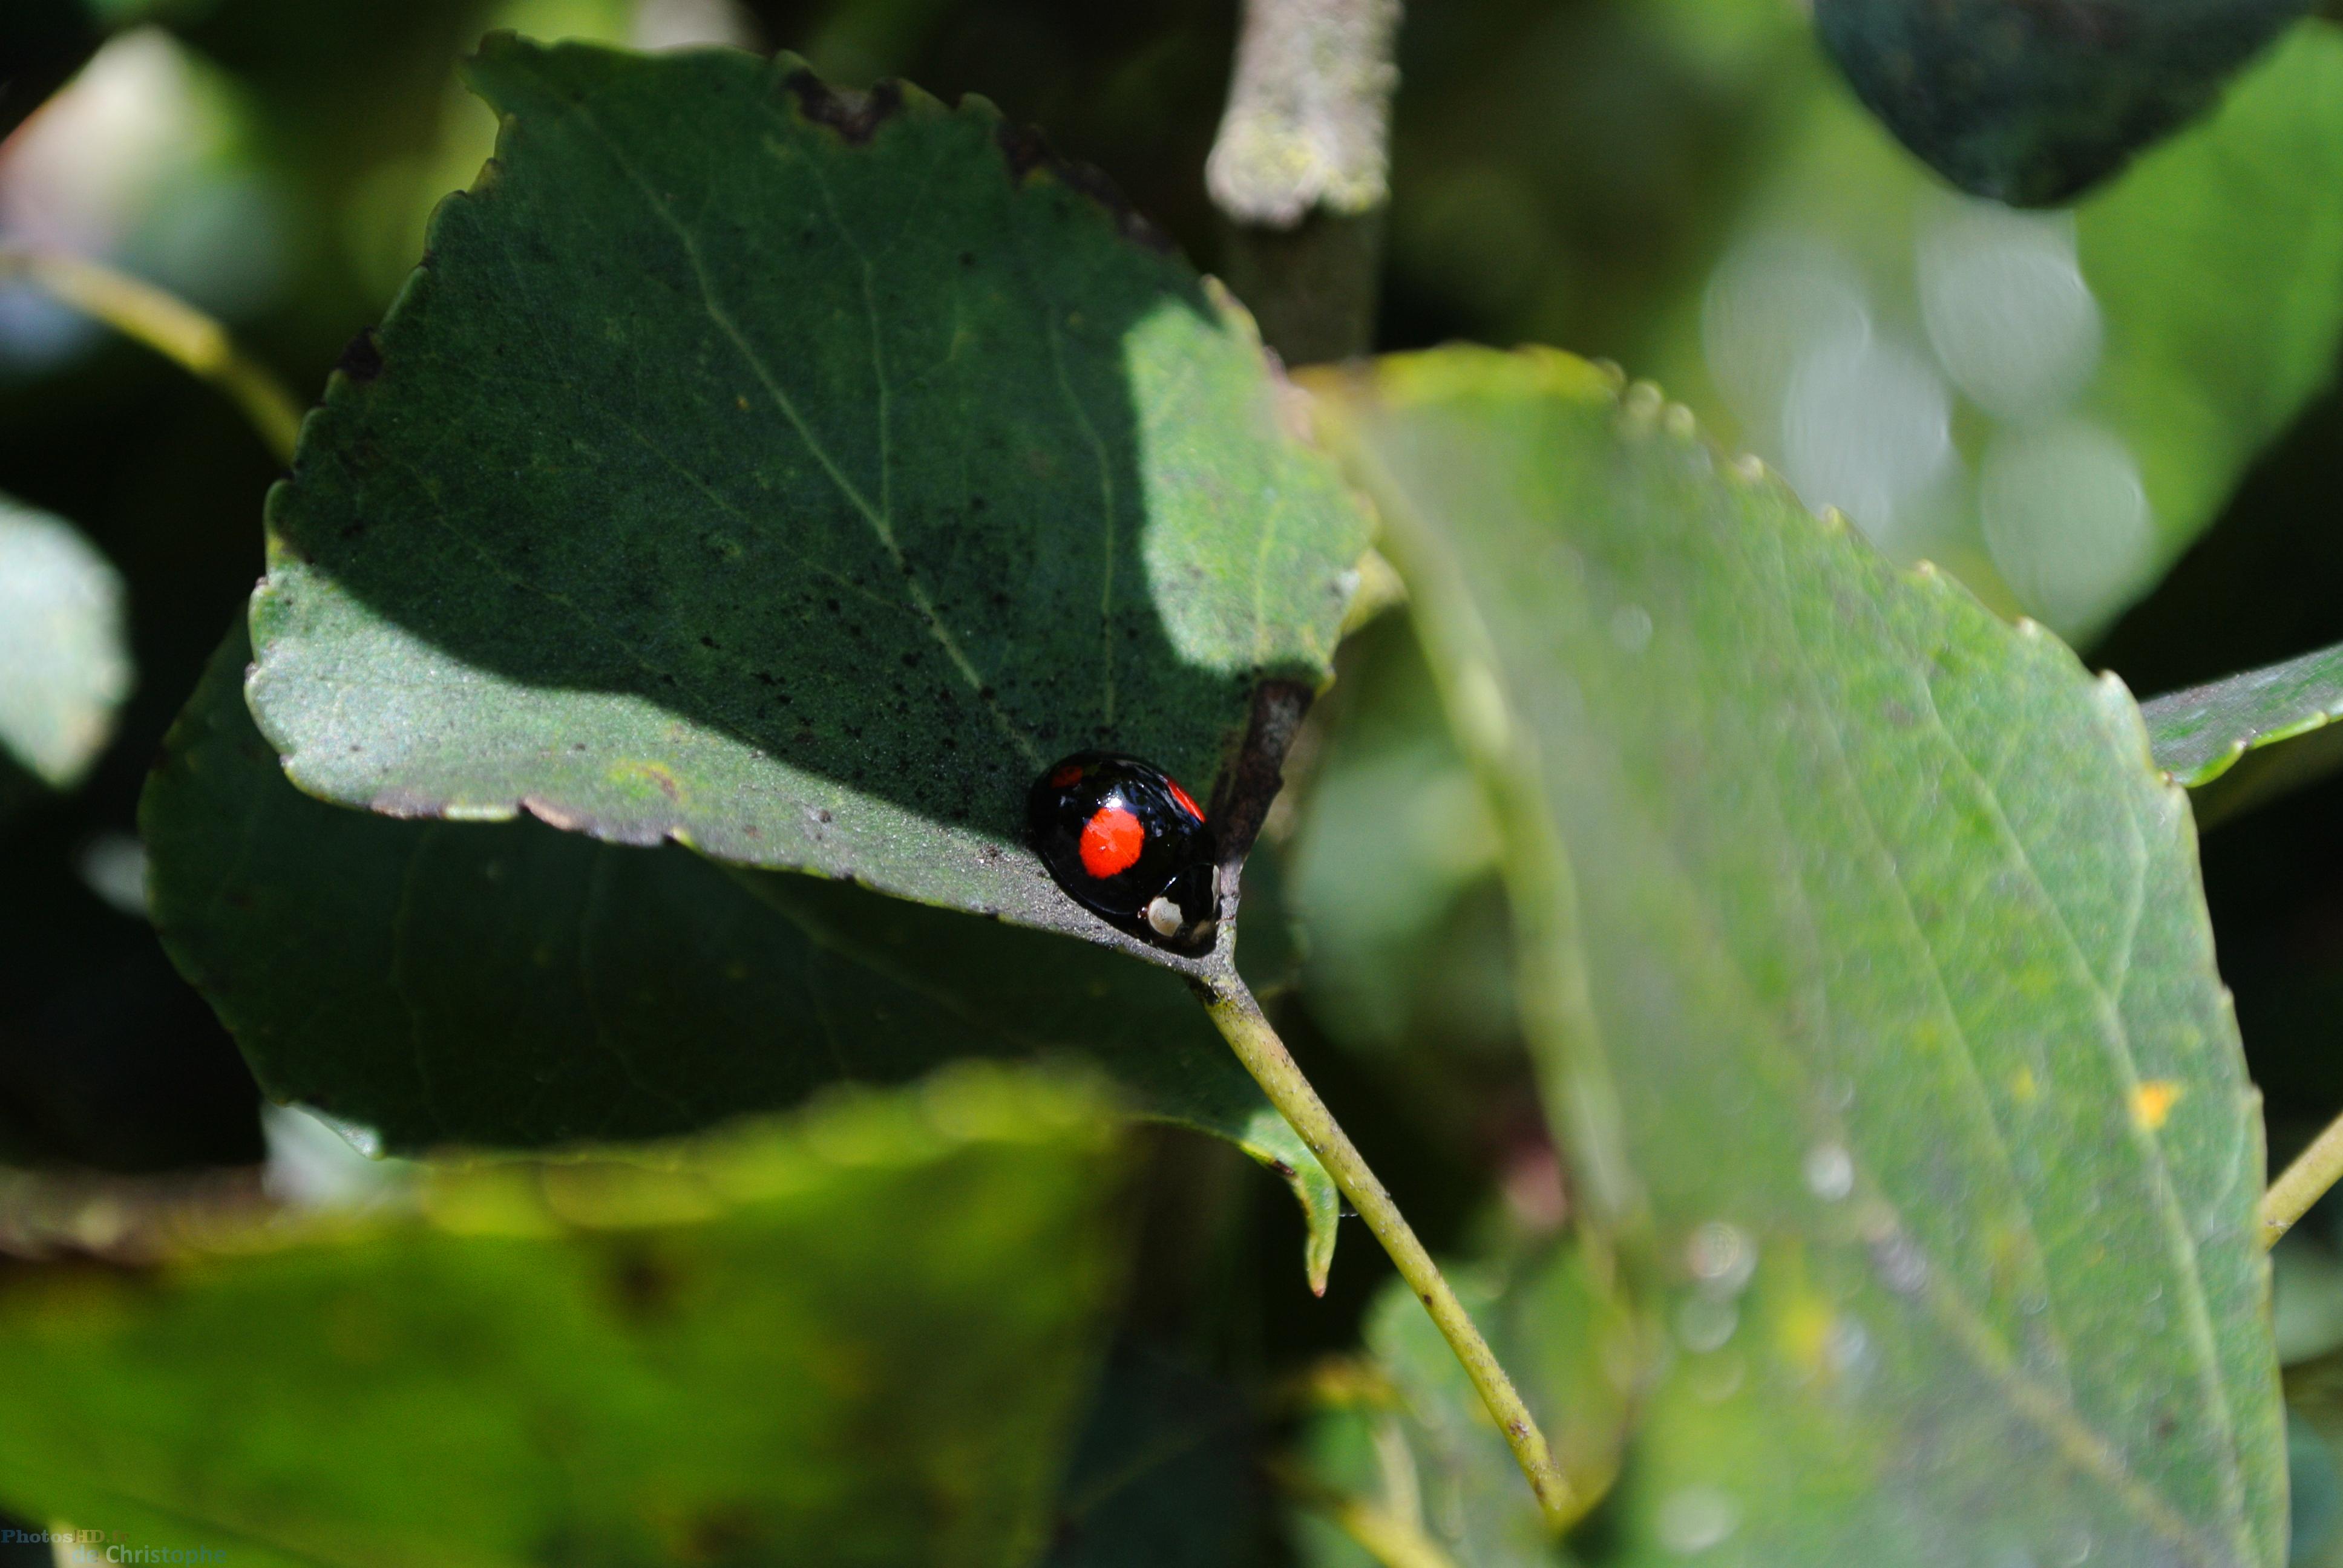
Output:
[{"xmin": 1026, "ymin": 752, "xmax": 1218, "ymax": 951}]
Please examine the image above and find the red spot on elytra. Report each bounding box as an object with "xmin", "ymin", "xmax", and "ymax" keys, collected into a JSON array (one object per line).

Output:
[
  {"xmin": 1049, "ymin": 762, "xmax": 1084, "ymax": 788},
  {"xmin": 1165, "ymin": 779, "xmax": 1204, "ymax": 822},
  {"xmin": 1078, "ymin": 805, "xmax": 1144, "ymax": 878}
]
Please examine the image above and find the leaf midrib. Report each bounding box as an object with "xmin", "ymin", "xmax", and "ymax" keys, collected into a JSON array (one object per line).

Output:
[{"xmin": 544, "ymin": 69, "xmax": 1041, "ymax": 768}]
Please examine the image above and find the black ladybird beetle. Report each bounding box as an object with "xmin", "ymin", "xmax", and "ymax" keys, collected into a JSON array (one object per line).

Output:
[{"xmin": 1027, "ymin": 752, "xmax": 1218, "ymax": 950}]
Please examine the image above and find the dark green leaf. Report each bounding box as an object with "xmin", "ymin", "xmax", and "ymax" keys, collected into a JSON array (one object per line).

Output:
[
  {"xmin": 248, "ymin": 36, "xmax": 1366, "ymax": 962},
  {"xmin": 0, "ymin": 1064, "xmax": 1127, "ymax": 1568},
  {"xmin": 2143, "ymin": 644, "xmax": 2343, "ymax": 786},
  {"xmin": 1310, "ymin": 348, "xmax": 2280, "ymax": 1566},
  {"xmin": 1813, "ymin": 0, "xmax": 2312, "ymax": 205},
  {"xmin": 145, "ymin": 622, "xmax": 1340, "ymax": 1282},
  {"xmin": 1043, "ymin": 1344, "xmax": 1263, "ymax": 1568}
]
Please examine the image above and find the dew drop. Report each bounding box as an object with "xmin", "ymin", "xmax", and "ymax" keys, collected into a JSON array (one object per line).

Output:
[
  {"xmin": 1780, "ymin": 335, "xmax": 1953, "ymax": 550},
  {"xmin": 1980, "ymin": 419, "xmax": 2149, "ymax": 636},
  {"xmin": 1656, "ymin": 1486, "xmax": 1740, "ymax": 1555},
  {"xmin": 1869, "ymin": 1230, "xmax": 1930, "ymax": 1297},
  {"xmin": 1702, "ymin": 232, "xmax": 1870, "ymax": 428},
  {"xmin": 1609, "ymin": 603, "xmax": 1654, "ymax": 653},
  {"xmin": 1825, "ymin": 1314, "xmax": 1873, "ymax": 1380},
  {"xmin": 1689, "ymin": 1349, "xmax": 1746, "ymax": 1403},
  {"xmin": 1686, "ymin": 1220, "xmax": 1757, "ymax": 1296},
  {"xmin": 1917, "ymin": 196, "xmax": 2100, "ymax": 421},
  {"xmin": 1803, "ymin": 1142, "xmax": 1854, "ymax": 1201},
  {"xmin": 1676, "ymin": 1294, "xmax": 1739, "ymax": 1353}
]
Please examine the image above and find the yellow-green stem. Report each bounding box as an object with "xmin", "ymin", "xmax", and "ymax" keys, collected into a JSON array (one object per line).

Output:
[
  {"xmin": 1268, "ymin": 1457, "xmax": 1458, "ymax": 1568},
  {"xmin": 2263, "ymin": 1106, "xmax": 2343, "ymax": 1246},
  {"xmin": 0, "ymin": 247, "xmax": 301, "ymax": 463},
  {"xmin": 1202, "ymin": 965, "xmax": 1580, "ymax": 1526}
]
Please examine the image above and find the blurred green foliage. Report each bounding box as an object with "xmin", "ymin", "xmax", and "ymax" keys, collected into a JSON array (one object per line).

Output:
[
  {"xmin": 4, "ymin": 2, "xmax": 2343, "ymax": 1565},
  {"xmin": 0, "ymin": 1063, "xmax": 1129, "ymax": 1567}
]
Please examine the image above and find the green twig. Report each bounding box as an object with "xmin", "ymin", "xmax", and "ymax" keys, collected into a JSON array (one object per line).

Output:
[
  {"xmin": 2263, "ymin": 1108, "xmax": 2343, "ymax": 1245},
  {"xmin": 1199, "ymin": 959, "xmax": 1581, "ymax": 1526},
  {"xmin": 0, "ymin": 246, "xmax": 302, "ymax": 463}
]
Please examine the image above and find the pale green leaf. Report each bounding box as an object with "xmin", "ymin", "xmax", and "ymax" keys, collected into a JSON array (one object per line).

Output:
[{"xmin": 1310, "ymin": 347, "xmax": 2281, "ymax": 1567}]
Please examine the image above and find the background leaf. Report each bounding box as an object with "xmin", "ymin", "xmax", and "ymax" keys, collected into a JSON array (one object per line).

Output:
[
  {"xmin": 247, "ymin": 36, "xmax": 1366, "ymax": 958},
  {"xmin": 1309, "ymin": 348, "xmax": 2281, "ymax": 1567},
  {"xmin": 1645, "ymin": 15, "xmax": 2343, "ymax": 645},
  {"xmin": 2143, "ymin": 642, "xmax": 2343, "ymax": 787},
  {"xmin": 1812, "ymin": 0, "xmax": 2312, "ymax": 206},
  {"xmin": 144, "ymin": 622, "xmax": 1341, "ymax": 1281},
  {"xmin": 1041, "ymin": 1343, "xmax": 1263, "ymax": 1567},
  {"xmin": 0, "ymin": 1063, "xmax": 1127, "ymax": 1568},
  {"xmin": 0, "ymin": 492, "xmax": 130, "ymax": 797},
  {"xmin": 1288, "ymin": 612, "xmax": 1516, "ymax": 1064},
  {"xmin": 1289, "ymin": 1241, "xmax": 1643, "ymax": 1568}
]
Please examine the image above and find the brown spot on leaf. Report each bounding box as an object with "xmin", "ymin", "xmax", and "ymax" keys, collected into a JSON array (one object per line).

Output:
[
  {"xmin": 372, "ymin": 785, "xmax": 453, "ymax": 819},
  {"xmin": 335, "ymin": 330, "xmax": 384, "ymax": 384},
  {"xmin": 993, "ymin": 120, "xmax": 1172, "ymax": 252},
  {"xmin": 784, "ymin": 70, "xmax": 902, "ymax": 145},
  {"xmin": 608, "ymin": 1244, "xmax": 681, "ymax": 1324}
]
